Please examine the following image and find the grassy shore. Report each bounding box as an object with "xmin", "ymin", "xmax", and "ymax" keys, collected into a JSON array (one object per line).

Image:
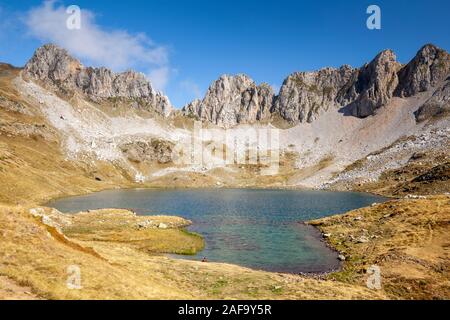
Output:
[
  {"xmin": 1, "ymin": 193, "xmax": 449, "ymax": 299},
  {"xmin": 0, "ymin": 132, "xmax": 448, "ymax": 299},
  {"xmin": 309, "ymin": 195, "xmax": 450, "ymax": 299},
  {"xmin": 1, "ymin": 205, "xmax": 387, "ymax": 300}
]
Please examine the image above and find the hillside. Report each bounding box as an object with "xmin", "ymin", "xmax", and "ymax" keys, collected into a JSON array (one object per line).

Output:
[
  {"xmin": 0, "ymin": 43, "xmax": 448, "ymax": 300},
  {"xmin": 0, "ymin": 44, "xmax": 448, "ymax": 201}
]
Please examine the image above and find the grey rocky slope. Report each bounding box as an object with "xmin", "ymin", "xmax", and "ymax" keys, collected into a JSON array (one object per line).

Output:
[
  {"xmin": 120, "ymin": 139, "xmax": 174, "ymax": 164},
  {"xmin": 22, "ymin": 44, "xmax": 172, "ymax": 116},
  {"xmin": 395, "ymin": 44, "xmax": 450, "ymax": 97},
  {"xmin": 184, "ymin": 44, "xmax": 449, "ymax": 127},
  {"xmin": 336, "ymin": 50, "xmax": 401, "ymax": 117},
  {"xmin": 22, "ymin": 43, "xmax": 449, "ymax": 127},
  {"xmin": 182, "ymin": 74, "xmax": 274, "ymax": 128},
  {"xmin": 274, "ymin": 49, "xmax": 403, "ymax": 121},
  {"xmin": 272, "ymin": 65, "xmax": 355, "ymax": 123},
  {"xmin": 415, "ymin": 78, "xmax": 450, "ymax": 122},
  {"xmin": 399, "ymin": 44, "xmax": 450, "ymax": 122},
  {"xmin": 268, "ymin": 50, "xmax": 401, "ymax": 122},
  {"xmin": 2, "ymin": 43, "xmax": 449, "ymax": 189}
]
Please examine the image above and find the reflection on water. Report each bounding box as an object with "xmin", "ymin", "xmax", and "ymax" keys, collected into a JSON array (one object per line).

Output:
[{"xmin": 48, "ymin": 189, "xmax": 386, "ymax": 273}]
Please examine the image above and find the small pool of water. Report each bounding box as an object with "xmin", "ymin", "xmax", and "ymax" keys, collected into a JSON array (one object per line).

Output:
[{"xmin": 47, "ymin": 189, "xmax": 386, "ymax": 273}]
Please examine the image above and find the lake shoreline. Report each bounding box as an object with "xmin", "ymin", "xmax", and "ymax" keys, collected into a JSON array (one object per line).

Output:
[
  {"xmin": 167, "ymin": 220, "xmax": 350, "ymax": 278},
  {"xmin": 39, "ymin": 182, "xmax": 399, "ymax": 208},
  {"xmin": 40, "ymin": 185, "xmax": 392, "ymax": 279},
  {"xmin": 1, "ymin": 184, "xmax": 447, "ymax": 299},
  {"xmin": 1, "ymin": 165, "xmax": 446, "ymax": 300},
  {"xmin": 47, "ymin": 188, "xmax": 386, "ymax": 275}
]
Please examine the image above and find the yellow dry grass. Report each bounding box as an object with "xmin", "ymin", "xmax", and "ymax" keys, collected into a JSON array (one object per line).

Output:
[
  {"xmin": 63, "ymin": 209, "xmax": 204, "ymax": 255},
  {"xmin": 0, "ymin": 205, "xmax": 387, "ymax": 300},
  {"xmin": 309, "ymin": 195, "xmax": 450, "ymax": 299}
]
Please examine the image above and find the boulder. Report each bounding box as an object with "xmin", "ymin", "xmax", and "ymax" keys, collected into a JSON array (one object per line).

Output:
[{"xmin": 158, "ymin": 223, "xmax": 168, "ymax": 229}]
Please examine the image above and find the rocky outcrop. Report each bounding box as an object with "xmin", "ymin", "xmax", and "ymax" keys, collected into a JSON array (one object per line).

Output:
[
  {"xmin": 120, "ymin": 139, "xmax": 174, "ymax": 164},
  {"xmin": 272, "ymin": 50, "xmax": 403, "ymax": 121},
  {"xmin": 25, "ymin": 43, "xmax": 447, "ymax": 128},
  {"xmin": 273, "ymin": 66, "xmax": 355, "ymax": 123},
  {"xmin": 0, "ymin": 96, "xmax": 33, "ymax": 116},
  {"xmin": 337, "ymin": 50, "xmax": 401, "ymax": 117},
  {"xmin": 22, "ymin": 44, "xmax": 172, "ymax": 116},
  {"xmin": 189, "ymin": 46, "xmax": 448, "ymax": 127},
  {"xmin": 395, "ymin": 44, "xmax": 450, "ymax": 97},
  {"xmin": 182, "ymin": 99, "xmax": 202, "ymax": 119},
  {"xmin": 412, "ymin": 162, "xmax": 450, "ymax": 183},
  {"xmin": 182, "ymin": 74, "xmax": 274, "ymax": 128},
  {"xmin": 415, "ymin": 79, "xmax": 450, "ymax": 122},
  {"xmin": 0, "ymin": 120, "xmax": 56, "ymax": 141}
]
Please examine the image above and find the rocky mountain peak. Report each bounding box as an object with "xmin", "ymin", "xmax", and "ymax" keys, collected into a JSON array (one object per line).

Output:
[
  {"xmin": 23, "ymin": 44, "xmax": 172, "ymax": 116},
  {"xmin": 23, "ymin": 44, "xmax": 82, "ymax": 83},
  {"xmin": 338, "ymin": 49, "xmax": 401, "ymax": 117},
  {"xmin": 182, "ymin": 44, "xmax": 449, "ymax": 127},
  {"xmin": 395, "ymin": 44, "xmax": 450, "ymax": 97},
  {"xmin": 273, "ymin": 65, "xmax": 356, "ymax": 123},
  {"xmin": 182, "ymin": 74, "xmax": 275, "ymax": 128}
]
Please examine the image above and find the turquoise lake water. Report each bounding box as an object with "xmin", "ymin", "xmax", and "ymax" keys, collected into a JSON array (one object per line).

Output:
[{"xmin": 47, "ymin": 189, "xmax": 386, "ymax": 273}]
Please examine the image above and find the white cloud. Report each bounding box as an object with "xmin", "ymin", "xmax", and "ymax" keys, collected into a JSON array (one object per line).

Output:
[
  {"xmin": 180, "ymin": 80, "xmax": 203, "ymax": 99},
  {"xmin": 24, "ymin": 1, "xmax": 170, "ymax": 88},
  {"xmin": 147, "ymin": 67, "xmax": 170, "ymax": 92}
]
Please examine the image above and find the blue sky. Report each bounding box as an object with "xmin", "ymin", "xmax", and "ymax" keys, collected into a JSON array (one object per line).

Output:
[{"xmin": 0, "ymin": 0, "xmax": 449, "ymax": 107}]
